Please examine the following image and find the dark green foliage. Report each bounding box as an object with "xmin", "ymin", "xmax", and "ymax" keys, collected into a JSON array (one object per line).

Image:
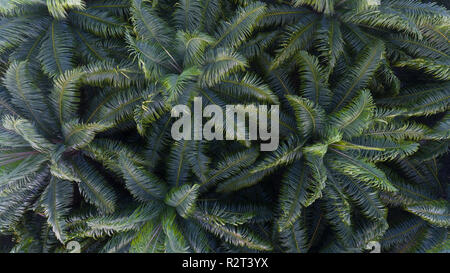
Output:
[{"xmin": 0, "ymin": 0, "xmax": 448, "ymax": 253}]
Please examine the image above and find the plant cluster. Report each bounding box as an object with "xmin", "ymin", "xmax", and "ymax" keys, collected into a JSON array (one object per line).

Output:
[{"xmin": 0, "ymin": 0, "xmax": 449, "ymax": 253}]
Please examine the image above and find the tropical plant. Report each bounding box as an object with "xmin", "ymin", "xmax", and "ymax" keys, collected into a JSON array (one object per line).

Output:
[{"xmin": 0, "ymin": 0, "xmax": 448, "ymax": 253}]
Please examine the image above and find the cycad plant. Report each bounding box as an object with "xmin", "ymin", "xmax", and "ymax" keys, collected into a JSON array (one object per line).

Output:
[{"xmin": 0, "ymin": 0, "xmax": 448, "ymax": 253}]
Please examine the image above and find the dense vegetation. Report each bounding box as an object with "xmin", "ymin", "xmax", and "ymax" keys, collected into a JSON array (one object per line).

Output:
[{"xmin": 0, "ymin": 0, "xmax": 449, "ymax": 253}]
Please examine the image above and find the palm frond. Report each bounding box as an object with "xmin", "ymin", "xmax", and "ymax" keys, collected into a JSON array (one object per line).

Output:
[
  {"xmin": 118, "ymin": 152, "xmax": 167, "ymax": 202},
  {"xmin": 212, "ymin": 2, "xmax": 266, "ymax": 49},
  {"xmin": 40, "ymin": 177, "xmax": 73, "ymax": 242},
  {"xmin": 38, "ymin": 20, "xmax": 76, "ymax": 76}
]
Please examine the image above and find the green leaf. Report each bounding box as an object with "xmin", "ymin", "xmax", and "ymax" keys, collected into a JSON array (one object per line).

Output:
[
  {"xmin": 71, "ymin": 157, "xmax": 117, "ymax": 214},
  {"xmin": 364, "ymin": 121, "xmax": 429, "ymax": 141},
  {"xmin": 213, "ymin": 2, "xmax": 266, "ymax": 49},
  {"xmin": 396, "ymin": 58, "xmax": 450, "ymax": 81},
  {"xmin": 296, "ymin": 51, "xmax": 332, "ymax": 107},
  {"xmin": 38, "ymin": 20, "xmax": 75, "ymax": 76},
  {"xmin": 62, "ymin": 120, "xmax": 111, "ymax": 150},
  {"xmin": 167, "ymin": 140, "xmax": 190, "ymax": 187},
  {"xmin": 3, "ymin": 61, "xmax": 55, "ymax": 134},
  {"xmin": 331, "ymin": 41, "xmax": 384, "ymax": 112},
  {"xmin": 278, "ymin": 155, "xmax": 326, "ymax": 232},
  {"xmin": 165, "ymin": 184, "xmax": 200, "ymax": 218},
  {"xmin": 377, "ymin": 82, "xmax": 450, "ymax": 117},
  {"xmin": 332, "ymin": 172, "xmax": 386, "ymax": 221},
  {"xmin": 286, "ymin": 95, "xmax": 326, "ymax": 138},
  {"xmin": 334, "ymin": 137, "xmax": 419, "ymax": 161},
  {"xmin": 315, "ymin": 18, "xmax": 344, "ymax": 72},
  {"xmin": 279, "ymin": 217, "xmax": 309, "ymax": 253},
  {"xmin": 162, "ymin": 210, "xmax": 190, "ymax": 253},
  {"xmin": 271, "ymin": 14, "xmax": 318, "ymax": 69},
  {"xmin": 202, "ymin": 148, "xmax": 259, "ymax": 188},
  {"xmin": 69, "ymin": 8, "xmax": 126, "ymax": 37},
  {"xmin": 47, "ymin": 0, "xmax": 85, "ymax": 19},
  {"xmin": 126, "ymin": 34, "xmax": 172, "ymax": 80},
  {"xmin": 405, "ymin": 200, "xmax": 450, "ymax": 228},
  {"xmin": 41, "ymin": 178, "xmax": 73, "ymax": 242},
  {"xmin": 329, "ymin": 90, "xmax": 375, "ymax": 138},
  {"xmin": 176, "ymin": 31, "xmax": 214, "ymax": 67},
  {"xmin": 293, "ymin": 0, "xmax": 336, "ymax": 15},
  {"xmin": 174, "ymin": 0, "xmax": 202, "ymax": 32},
  {"xmin": 2, "ymin": 115, "xmax": 55, "ymax": 154},
  {"xmin": 341, "ymin": 6, "xmax": 422, "ymax": 38},
  {"xmin": 50, "ymin": 68, "xmax": 85, "ymax": 125},
  {"xmin": 163, "ymin": 67, "xmax": 201, "ymax": 104},
  {"xmin": 82, "ymin": 202, "xmax": 162, "ymax": 237},
  {"xmin": 84, "ymin": 87, "xmax": 148, "ymax": 124},
  {"xmin": 217, "ymin": 73, "xmax": 279, "ymax": 104},
  {"xmin": 328, "ymin": 149, "xmax": 397, "ymax": 193},
  {"xmin": 130, "ymin": 0, "xmax": 171, "ymax": 46},
  {"xmin": 193, "ymin": 209, "xmax": 272, "ymax": 251},
  {"xmin": 0, "ymin": 152, "xmax": 47, "ymax": 186},
  {"xmin": 200, "ymin": 48, "xmax": 248, "ymax": 87},
  {"xmin": 129, "ymin": 221, "xmax": 164, "ymax": 253},
  {"xmin": 186, "ymin": 141, "xmax": 210, "ymax": 184},
  {"xmin": 252, "ymin": 136, "xmax": 303, "ymax": 173},
  {"xmin": 82, "ymin": 60, "xmax": 145, "ymax": 88},
  {"xmin": 118, "ymin": 152, "xmax": 167, "ymax": 202}
]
